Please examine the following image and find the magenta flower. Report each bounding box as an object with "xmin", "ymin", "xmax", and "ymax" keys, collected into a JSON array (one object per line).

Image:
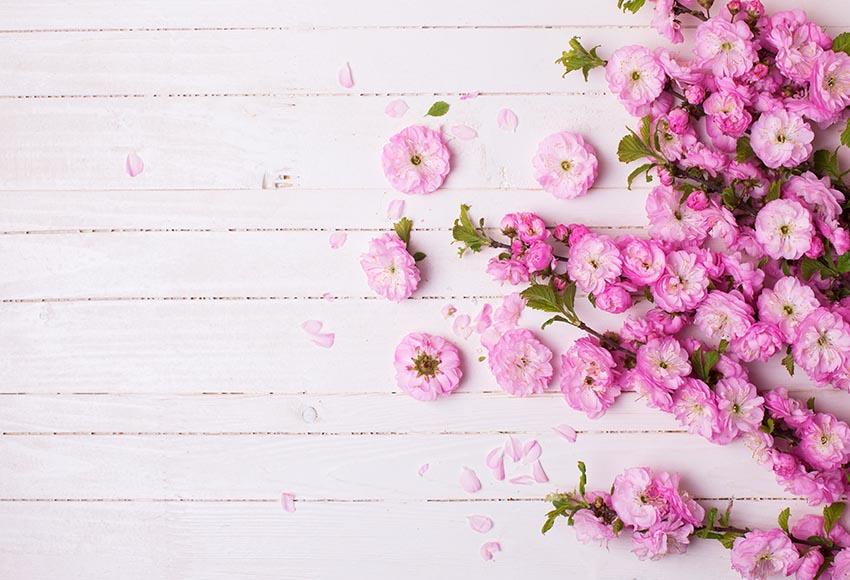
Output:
[
  {"xmin": 757, "ymin": 276, "xmax": 820, "ymax": 342},
  {"xmin": 754, "ymin": 199, "xmax": 814, "ymax": 260},
  {"xmin": 796, "ymin": 413, "xmax": 850, "ymax": 471},
  {"xmin": 651, "ymin": 250, "xmax": 709, "ymax": 313},
  {"xmin": 749, "ymin": 109, "xmax": 813, "ymax": 169},
  {"xmin": 381, "ymin": 125, "xmax": 450, "ymax": 194},
  {"xmin": 671, "ymin": 378, "xmax": 719, "ymax": 440},
  {"xmin": 567, "ymin": 233, "xmax": 622, "ymax": 295},
  {"xmin": 619, "ymin": 236, "xmax": 667, "ymax": 285},
  {"xmin": 393, "ymin": 332, "xmax": 462, "ymax": 401},
  {"xmin": 646, "ymin": 185, "xmax": 706, "ymax": 243},
  {"xmin": 694, "ymin": 290, "xmax": 754, "ymax": 346},
  {"xmin": 694, "ymin": 18, "xmax": 757, "ymax": 78},
  {"xmin": 792, "ymin": 308, "xmax": 850, "ymax": 380},
  {"xmin": 715, "ymin": 377, "xmax": 764, "ymax": 439},
  {"xmin": 636, "ymin": 336, "xmax": 691, "ymax": 390},
  {"xmin": 810, "ymin": 50, "xmax": 850, "ymax": 119},
  {"xmin": 605, "ymin": 45, "xmax": 666, "ymax": 115},
  {"xmin": 730, "ymin": 528, "xmax": 798, "ymax": 580},
  {"xmin": 560, "ymin": 337, "xmax": 621, "ymax": 419},
  {"xmin": 730, "ymin": 321, "xmax": 784, "ymax": 363},
  {"xmin": 487, "ymin": 328, "xmax": 553, "ymax": 396},
  {"xmin": 532, "ymin": 131, "xmax": 598, "ymax": 199},
  {"xmin": 360, "ymin": 232, "xmax": 420, "ymax": 302}
]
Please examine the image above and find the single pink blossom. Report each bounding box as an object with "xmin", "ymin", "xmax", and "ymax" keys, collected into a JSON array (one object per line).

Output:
[
  {"xmin": 532, "ymin": 131, "xmax": 598, "ymax": 199},
  {"xmin": 715, "ymin": 377, "xmax": 765, "ymax": 439},
  {"xmin": 749, "ymin": 109, "xmax": 813, "ymax": 169},
  {"xmin": 810, "ymin": 50, "xmax": 850, "ymax": 118},
  {"xmin": 567, "ymin": 233, "xmax": 622, "ymax": 295},
  {"xmin": 651, "ymin": 250, "xmax": 709, "ymax": 313},
  {"xmin": 671, "ymin": 378, "xmax": 719, "ymax": 440},
  {"xmin": 488, "ymin": 328, "xmax": 553, "ymax": 396},
  {"xmin": 796, "ymin": 413, "xmax": 850, "ymax": 471},
  {"xmin": 605, "ymin": 45, "xmax": 666, "ymax": 115},
  {"xmin": 394, "ymin": 332, "xmax": 463, "ymax": 401},
  {"xmin": 730, "ymin": 528, "xmax": 799, "ymax": 580},
  {"xmin": 694, "ymin": 290, "xmax": 754, "ymax": 345},
  {"xmin": 793, "ymin": 308, "xmax": 850, "ymax": 381},
  {"xmin": 381, "ymin": 125, "xmax": 450, "ymax": 194},
  {"xmin": 611, "ymin": 467, "xmax": 660, "ymax": 528},
  {"xmin": 560, "ymin": 337, "xmax": 621, "ymax": 419},
  {"xmin": 360, "ymin": 232, "xmax": 420, "ymax": 301},
  {"xmin": 757, "ymin": 277, "xmax": 820, "ymax": 342},
  {"xmin": 694, "ymin": 18, "xmax": 757, "ymax": 78},
  {"xmin": 754, "ymin": 199, "xmax": 814, "ymax": 260},
  {"xmin": 619, "ymin": 236, "xmax": 667, "ymax": 285}
]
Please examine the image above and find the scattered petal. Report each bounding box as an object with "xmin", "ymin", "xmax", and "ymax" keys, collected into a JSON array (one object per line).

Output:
[
  {"xmin": 480, "ymin": 541, "xmax": 502, "ymax": 561},
  {"xmin": 338, "ymin": 62, "xmax": 354, "ymax": 88},
  {"xmin": 532, "ymin": 461, "xmax": 549, "ymax": 484},
  {"xmin": 384, "ymin": 99, "xmax": 409, "ymax": 118},
  {"xmin": 505, "ymin": 436, "xmax": 522, "ymax": 463},
  {"xmin": 281, "ymin": 492, "xmax": 295, "ymax": 512},
  {"xmin": 441, "ymin": 304, "xmax": 457, "ymax": 319},
  {"xmin": 301, "ymin": 320, "xmax": 323, "ymax": 335},
  {"xmin": 329, "ymin": 231, "xmax": 347, "ymax": 249},
  {"xmin": 125, "ymin": 152, "xmax": 144, "ymax": 177},
  {"xmin": 474, "ymin": 303, "xmax": 492, "ymax": 334},
  {"xmin": 386, "ymin": 199, "xmax": 405, "ymax": 220},
  {"xmin": 460, "ymin": 467, "xmax": 482, "ymax": 494},
  {"xmin": 310, "ymin": 332, "xmax": 335, "ymax": 348},
  {"xmin": 485, "ymin": 447, "xmax": 506, "ymax": 481},
  {"xmin": 460, "ymin": 92, "xmax": 479, "ymax": 100},
  {"xmin": 509, "ymin": 475, "xmax": 535, "ymax": 485},
  {"xmin": 467, "ymin": 515, "xmax": 494, "ymax": 534},
  {"xmin": 497, "ymin": 108, "xmax": 519, "ymax": 132},
  {"xmin": 453, "ymin": 314, "xmax": 472, "ymax": 339},
  {"xmin": 490, "ymin": 458, "xmax": 506, "ymax": 481},
  {"xmin": 522, "ymin": 439, "xmax": 542, "ymax": 463},
  {"xmin": 321, "ymin": 292, "xmax": 334, "ymax": 302},
  {"xmin": 418, "ymin": 463, "xmax": 430, "ymax": 477},
  {"xmin": 553, "ymin": 424, "xmax": 577, "ymax": 442},
  {"xmin": 450, "ymin": 124, "xmax": 478, "ymax": 140}
]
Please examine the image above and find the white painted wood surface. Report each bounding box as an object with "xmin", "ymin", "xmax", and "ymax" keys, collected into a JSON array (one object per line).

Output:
[{"xmin": 1, "ymin": 2, "xmax": 847, "ymax": 578}]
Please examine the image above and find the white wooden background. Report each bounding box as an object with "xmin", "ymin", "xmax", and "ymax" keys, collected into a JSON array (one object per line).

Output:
[{"xmin": 1, "ymin": 1, "xmax": 849, "ymax": 579}]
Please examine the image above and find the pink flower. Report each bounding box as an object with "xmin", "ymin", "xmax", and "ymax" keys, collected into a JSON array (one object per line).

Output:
[
  {"xmin": 671, "ymin": 378, "xmax": 719, "ymax": 440},
  {"xmin": 715, "ymin": 377, "xmax": 764, "ymax": 438},
  {"xmin": 636, "ymin": 336, "xmax": 691, "ymax": 389},
  {"xmin": 767, "ymin": 15, "xmax": 830, "ymax": 83},
  {"xmin": 532, "ymin": 132, "xmax": 598, "ymax": 199},
  {"xmin": 810, "ymin": 50, "xmax": 850, "ymax": 118},
  {"xmin": 381, "ymin": 125, "xmax": 450, "ymax": 194},
  {"xmin": 486, "ymin": 257, "xmax": 529, "ymax": 285},
  {"xmin": 784, "ymin": 172, "xmax": 846, "ymax": 252},
  {"xmin": 829, "ymin": 549, "xmax": 850, "ymax": 578},
  {"xmin": 787, "ymin": 549, "xmax": 823, "ymax": 580},
  {"xmin": 793, "ymin": 515, "xmax": 850, "ymax": 549},
  {"xmin": 763, "ymin": 388, "xmax": 813, "ymax": 430},
  {"xmin": 560, "ymin": 337, "xmax": 621, "ymax": 419},
  {"xmin": 646, "ymin": 185, "xmax": 706, "ymax": 243},
  {"xmin": 651, "ymin": 250, "xmax": 709, "ymax": 313},
  {"xmin": 754, "ymin": 199, "xmax": 814, "ymax": 260},
  {"xmin": 694, "ymin": 18, "xmax": 757, "ymax": 78},
  {"xmin": 731, "ymin": 528, "xmax": 798, "ymax": 580},
  {"xmin": 749, "ymin": 109, "xmax": 814, "ymax": 168},
  {"xmin": 393, "ymin": 333, "xmax": 462, "ymax": 401},
  {"xmin": 573, "ymin": 492, "xmax": 617, "ymax": 547},
  {"xmin": 650, "ymin": 0, "xmax": 683, "ymax": 44},
  {"xmin": 567, "ymin": 234, "xmax": 622, "ymax": 295},
  {"xmin": 488, "ymin": 328, "xmax": 553, "ymax": 396},
  {"xmin": 605, "ymin": 46, "xmax": 666, "ymax": 115},
  {"xmin": 493, "ymin": 293, "xmax": 525, "ymax": 333},
  {"xmin": 796, "ymin": 413, "xmax": 850, "ymax": 471},
  {"xmin": 503, "ymin": 212, "xmax": 549, "ymax": 243},
  {"xmin": 793, "ymin": 308, "xmax": 850, "ymax": 381},
  {"xmin": 631, "ymin": 520, "xmax": 693, "ymax": 560},
  {"xmin": 524, "ymin": 241, "xmax": 554, "ymax": 272},
  {"xmin": 731, "ymin": 322, "xmax": 784, "ymax": 362},
  {"xmin": 703, "ymin": 85, "xmax": 753, "ymax": 139},
  {"xmin": 611, "ymin": 467, "xmax": 660, "ymax": 528},
  {"xmin": 757, "ymin": 277, "xmax": 820, "ymax": 342},
  {"xmin": 694, "ymin": 290, "xmax": 754, "ymax": 345},
  {"xmin": 594, "ymin": 283, "xmax": 633, "ymax": 314},
  {"xmin": 619, "ymin": 236, "xmax": 667, "ymax": 285},
  {"xmin": 360, "ymin": 233, "xmax": 420, "ymax": 302}
]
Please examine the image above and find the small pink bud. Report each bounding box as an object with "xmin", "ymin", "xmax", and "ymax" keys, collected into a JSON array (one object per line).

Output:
[
  {"xmin": 657, "ymin": 167, "xmax": 674, "ymax": 186},
  {"xmin": 726, "ymin": 0, "xmax": 741, "ymax": 14},
  {"xmin": 684, "ymin": 84, "xmax": 706, "ymax": 105},
  {"xmin": 553, "ymin": 224, "xmax": 569, "ymax": 242},
  {"xmin": 805, "ymin": 236, "xmax": 824, "ymax": 259},
  {"xmin": 686, "ymin": 190, "xmax": 709, "ymax": 211},
  {"xmin": 751, "ymin": 63, "xmax": 769, "ymax": 79},
  {"xmin": 568, "ymin": 224, "xmax": 591, "ymax": 245},
  {"xmin": 667, "ymin": 108, "xmax": 690, "ymax": 135},
  {"xmin": 552, "ymin": 278, "xmax": 567, "ymax": 292}
]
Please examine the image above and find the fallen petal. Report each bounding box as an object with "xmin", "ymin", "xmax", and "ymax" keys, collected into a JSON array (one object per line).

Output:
[
  {"xmin": 467, "ymin": 515, "xmax": 494, "ymax": 534},
  {"xmin": 418, "ymin": 463, "xmax": 430, "ymax": 477},
  {"xmin": 384, "ymin": 99, "xmax": 409, "ymax": 118},
  {"xmin": 453, "ymin": 314, "xmax": 472, "ymax": 339},
  {"xmin": 329, "ymin": 231, "xmax": 348, "ymax": 249},
  {"xmin": 460, "ymin": 467, "xmax": 482, "ymax": 494},
  {"xmin": 125, "ymin": 152, "xmax": 144, "ymax": 177},
  {"xmin": 522, "ymin": 440, "xmax": 542, "ymax": 463},
  {"xmin": 485, "ymin": 446, "xmax": 504, "ymax": 469},
  {"xmin": 281, "ymin": 491, "xmax": 295, "ymax": 512},
  {"xmin": 460, "ymin": 92, "xmax": 479, "ymax": 100},
  {"xmin": 386, "ymin": 199, "xmax": 405, "ymax": 220},
  {"xmin": 490, "ymin": 458, "xmax": 505, "ymax": 482},
  {"xmin": 480, "ymin": 541, "xmax": 501, "ymax": 561},
  {"xmin": 553, "ymin": 424, "xmax": 577, "ymax": 443},
  {"xmin": 301, "ymin": 320, "xmax": 323, "ymax": 335},
  {"xmin": 311, "ymin": 332, "xmax": 335, "ymax": 348},
  {"xmin": 533, "ymin": 461, "xmax": 549, "ymax": 484},
  {"xmin": 497, "ymin": 108, "xmax": 519, "ymax": 132},
  {"xmin": 474, "ymin": 303, "xmax": 492, "ymax": 334},
  {"xmin": 338, "ymin": 62, "xmax": 354, "ymax": 88},
  {"xmin": 321, "ymin": 292, "xmax": 334, "ymax": 302},
  {"xmin": 441, "ymin": 304, "xmax": 457, "ymax": 319},
  {"xmin": 450, "ymin": 124, "xmax": 478, "ymax": 140},
  {"xmin": 509, "ymin": 475, "xmax": 535, "ymax": 485},
  {"xmin": 504, "ymin": 436, "xmax": 522, "ymax": 463}
]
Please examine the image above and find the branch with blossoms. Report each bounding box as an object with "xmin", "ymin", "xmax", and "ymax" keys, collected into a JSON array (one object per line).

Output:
[{"xmin": 545, "ymin": 462, "xmax": 850, "ymax": 580}]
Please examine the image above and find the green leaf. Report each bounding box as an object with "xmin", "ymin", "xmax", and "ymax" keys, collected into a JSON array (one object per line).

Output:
[
  {"xmin": 765, "ymin": 180, "xmax": 782, "ymax": 202},
  {"xmin": 617, "ymin": 0, "xmax": 646, "ymax": 13},
  {"xmin": 452, "ymin": 204, "xmax": 491, "ymax": 254},
  {"xmin": 813, "ymin": 149, "xmax": 841, "ymax": 181},
  {"xmin": 834, "ymin": 32, "xmax": 850, "ymax": 56},
  {"xmin": 778, "ymin": 507, "xmax": 791, "ymax": 534},
  {"xmin": 718, "ymin": 339, "xmax": 729, "ymax": 354},
  {"xmin": 425, "ymin": 101, "xmax": 450, "ymax": 117},
  {"xmin": 800, "ymin": 257, "xmax": 821, "ymax": 281},
  {"xmin": 838, "ymin": 252, "xmax": 850, "ymax": 274},
  {"xmin": 697, "ymin": 507, "xmax": 718, "ymax": 538},
  {"xmin": 782, "ymin": 349, "xmax": 795, "ymax": 376},
  {"xmin": 521, "ymin": 284, "xmax": 563, "ymax": 314},
  {"xmin": 841, "ymin": 118, "xmax": 850, "ymax": 149},
  {"xmin": 555, "ymin": 37, "xmax": 607, "ymax": 81},
  {"xmin": 718, "ymin": 500, "xmax": 734, "ymax": 528},
  {"xmin": 577, "ymin": 461, "xmax": 587, "ymax": 496},
  {"xmin": 721, "ymin": 187, "xmax": 739, "ymax": 210},
  {"xmin": 824, "ymin": 502, "xmax": 846, "ymax": 533},
  {"xmin": 626, "ymin": 162, "xmax": 655, "ymax": 190},
  {"xmin": 541, "ymin": 513, "xmax": 557, "ymax": 534},
  {"xmin": 541, "ymin": 315, "xmax": 569, "ymax": 330},
  {"xmin": 807, "ymin": 535, "xmax": 834, "ymax": 548},
  {"xmin": 563, "ymin": 282, "xmax": 577, "ymax": 313},
  {"xmin": 718, "ymin": 532, "xmax": 739, "ymax": 549},
  {"xmin": 393, "ymin": 217, "xmax": 413, "ymax": 245},
  {"xmin": 412, "ymin": 251, "xmax": 426, "ymax": 262},
  {"xmin": 761, "ymin": 417, "xmax": 775, "ymax": 434},
  {"xmin": 780, "ymin": 259, "xmax": 791, "ymax": 276},
  {"xmin": 617, "ymin": 131, "xmax": 654, "ymax": 164},
  {"xmin": 736, "ymin": 136, "xmax": 754, "ymax": 163},
  {"xmin": 807, "ymin": 396, "xmax": 816, "ymax": 411}
]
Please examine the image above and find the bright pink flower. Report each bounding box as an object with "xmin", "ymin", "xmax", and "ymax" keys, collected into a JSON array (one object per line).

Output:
[
  {"xmin": 381, "ymin": 125, "xmax": 450, "ymax": 194},
  {"xmin": 595, "ymin": 283, "xmax": 633, "ymax": 314},
  {"xmin": 792, "ymin": 515, "xmax": 850, "ymax": 549},
  {"xmin": 486, "ymin": 256, "xmax": 529, "ymax": 285},
  {"xmin": 763, "ymin": 388, "xmax": 813, "ymax": 429},
  {"xmin": 652, "ymin": 250, "xmax": 709, "ymax": 313},
  {"xmin": 749, "ymin": 109, "xmax": 814, "ymax": 169},
  {"xmin": 731, "ymin": 321, "xmax": 784, "ymax": 362},
  {"xmin": 793, "ymin": 308, "xmax": 850, "ymax": 381},
  {"xmin": 784, "ymin": 172, "xmax": 846, "ymax": 253},
  {"xmin": 567, "ymin": 234, "xmax": 622, "ymax": 295},
  {"xmin": 532, "ymin": 132, "xmax": 598, "ymax": 199},
  {"xmin": 650, "ymin": 0, "xmax": 683, "ymax": 43},
  {"xmin": 611, "ymin": 467, "xmax": 660, "ymax": 528},
  {"xmin": 715, "ymin": 377, "xmax": 764, "ymax": 438},
  {"xmin": 731, "ymin": 528, "xmax": 798, "ymax": 580},
  {"xmin": 671, "ymin": 378, "xmax": 719, "ymax": 440},
  {"xmin": 703, "ymin": 86, "xmax": 753, "ymax": 139},
  {"xmin": 757, "ymin": 277, "xmax": 820, "ymax": 342},
  {"xmin": 694, "ymin": 290, "xmax": 754, "ymax": 345},
  {"xmin": 810, "ymin": 50, "xmax": 850, "ymax": 118},
  {"xmin": 767, "ymin": 15, "xmax": 830, "ymax": 83},
  {"xmin": 524, "ymin": 241, "xmax": 554, "ymax": 272},
  {"xmin": 605, "ymin": 45, "xmax": 666, "ymax": 115},
  {"xmin": 829, "ymin": 549, "xmax": 850, "ymax": 578},
  {"xmin": 560, "ymin": 337, "xmax": 621, "ymax": 419},
  {"xmin": 360, "ymin": 233, "xmax": 420, "ymax": 302},
  {"xmin": 636, "ymin": 336, "xmax": 691, "ymax": 389},
  {"xmin": 754, "ymin": 199, "xmax": 814, "ymax": 260},
  {"xmin": 488, "ymin": 328, "xmax": 553, "ymax": 396},
  {"xmin": 503, "ymin": 212, "xmax": 549, "ymax": 243},
  {"xmin": 787, "ymin": 549, "xmax": 823, "ymax": 580},
  {"xmin": 619, "ymin": 236, "xmax": 667, "ymax": 285},
  {"xmin": 796, "ymin": 413, "xmax": 850, "ymax": 471},
  {"xmin": 393, "ymin": 333, "xmax": 462, "ymax": 401},
  {"xmin": 646, "ymin": 185, "xmax": 706, "ymax": 243},
  {"xmin": 694, "ymin": 18, "xmax": 757, "ymax": 78},
  {"xmin": 631, "ymin": 520, "xmax": 693, "ymax": 560}
]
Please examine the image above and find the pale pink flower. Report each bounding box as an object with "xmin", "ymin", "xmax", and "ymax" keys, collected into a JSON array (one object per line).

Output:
[
  {"xmin": 646, "ymin": 185, "xmax": 706, "ymax": 243},
  {"xmin": 768, "ymin": 16, "xmax": 830, "ymax": 82},
  {"xmin": 829, "ymin": 549, "xmax": 850, "ymax": 579},
  {"xmin": 757, "ymin": 277, "xmax": 820, "ymax": 342},
  {"xmin": 694, "ymin": 290, "xmax": 754, "ymax": 345},
  {"xmin": 636, "ymin": 336, "xmax": 691, "ymax": 389},
  {"xmin": 360, "ymin": 233, "xmax": 420, "ymax": 302},
  {"xmin": 381, "ymin": 125, "xmax": 450, "ymax": 194},
  {"xmin": 486, "ymin": 257, "xmax": 529, "ymax": 285},
  {"xmin": 694, "ymin": 18, "xmax": 757, "ymax": 78},
  {"xmin": 763, "ymin": 388, "xmax": 813, "ymax": 430},
  {"xmin": 567, "ymin": 234, "xmax": 622, "ymax": 295},
  {"xmin": 810, "ymin": 50, "xmax": 850, "ymax": 118},
  {"xmin": 560, "ymin": 337, "xmax": 621, "ymax": 419},
  {"xmin": 532, "ymin": 131, "xmax": 598, "ymax": 199},
  {"xmin": 749, "ymin": 109, "xmax": 813, "ymax": 169},
  {"xmin": 703, "ymin": 85, "xmax": 753, "ymax": 139},
  {"xmin": 754, "ymin": 199, "xmax": 814, "ymax": 260},
  {"xmin": 393, "ymin": 332, "xmax": 463, "ymax": 401},
  {"xmin": 787, "ymin": 549, "xmax": 823, "ymax": 580},
  {"xmin": 651, "ymin": 250, "xmax": 709, "ymax": 313},
  {"xmin": 784, "ymin": 172, "xmax": 846, "ymax": 252},
  {"xmin": 650, "ymin": 0, "xmax": 683, "ymax": 44},
  {"xmin": 594, "ymin": 283, "xmax": 633, "ymax": 314},
  {"xmin": 611, "ymin": 467, "xmax": 660, "ymax": 528},
  {"xmin": 573, "ymin": 492, "xmax": 617, "ymax": 547},
  {"xmin": 488, "ymin": 328, "xmax": 553, "ymax": 396},
  {"xmin": 605, "ymin": 46, "xmax": 666, "ymax": 115},
  {"xmin": 524, "ymin": 241, "xmax": 554, "ymax": 272},
  {"xmin": 730, "ymin": 529, "xmax": 798, "ymax": 580},
  {"xmin": 671, "ymin": 378, "xmax": 719, "ymax": 440},
  {"xmin": 715, "ymin": 377, "xmax": 764, "ymax": 438},
  {"xmin": 619, "ymin": 236, "xmax": 667, "ymax": 285},
  {"xmin": 793, "ymin": 308, "xmax": 850, "ymax": 381},
  {"xmin": 796, "ymin": 413, "xmax": 850, "ymax": 471},
  {"xmin": 730, "ymin": 321, "xmax": 784, "ymax": 362},
  {"xmin": 493, "ymin": 293, "xmax": 526, "ymax": 333},
  {"xmin": 631, "ymin": 520, "xmax": 693, "ymax": 560}
]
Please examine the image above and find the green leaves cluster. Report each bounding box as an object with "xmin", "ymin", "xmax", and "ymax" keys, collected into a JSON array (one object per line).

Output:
[
  {"xmin": 689, "ymin": 340, "xmax": 727, "ymax": 383},
  {"xmin": 541, "ymin": 461, "xmax": 593, "ymax": 535},
  {"xmin": 451, "ymin": 205, "xmax": 492, "ymax": 256},
  {"xmin": 555, "ymin": 37, "xmax": 607, "ymax": 81},
  {"xmin": 618, "ymin": 116, "xmax": 662, "ymax": 188},
  {"xmin": 834, "ymin": 33, "xmax": 850, "ymax": 56},
  {"xmin": 393, "ymin": 217, "xmax": 426, "ymax": 262},
  {"xmin": 617, "ymin": 0, "xmax": 647, "ymax": 13},
  {"xmin": 696, "ymin": 502, "xmax": 738, "ymax": 549},
  {"xmin": 521, "ymin": 282, "xmax": 580, "ymax": 330},
  {"xmin": 798, "ymin": 252, "xmax": 850, "ymax": 282}
]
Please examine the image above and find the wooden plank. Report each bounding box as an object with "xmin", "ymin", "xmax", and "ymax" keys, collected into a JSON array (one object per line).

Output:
[
  {"xmin": 0, "ymin": 432, "xmax": 799, "ymax": 500},
  {"xmin": 0, "ymin": 499, "xmax": 799, "ymax": 580}
]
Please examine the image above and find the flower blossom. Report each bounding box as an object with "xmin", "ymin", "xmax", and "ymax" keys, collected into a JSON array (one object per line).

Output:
[
  {"xmin": 567, "ymin": 233, "xmax": 622, "ymax": 295},
  {"xmin": 749, "ymin": 109, "xmax": 814, "ymax": 169},
  {"xmin": 381, "ymin": 125, "xmax": 450, "ymax": 194},
  {"xmin": 754, "ymin": 199, "xmax": 814, "ymax": 260},
  {"xmin": 730, "ymin": 528, "xmax": 799, "ymax": 580},
  {"xmin": 488, "ymin": 328, "xmax": 553, "ymax": 396},
  {"xmin": 651, "ymin": 251, "xmax": 709, "ymax": 313},
  {"xmin": 560, "ymin": 337, "xmax": 621, "ymax": 418},
  {"xmin": 792, "ymin": 308, "xmax": 850, "ymax": 382},
  {"xmin": 757, "ymin": 276, "xmax": 820, "ymax": 342},
  {"xmin": 605, "ymin": 45, "xmax": 667, "ymax": 115},
  {"xmin": 394, "ymin": 333, "xmax": 463, "ymax": 401},
  {"xmin": 360, "ymin": 233, "xmax": 420, "ymax": 301},
  {"xmin": 694, "ymin": 18, "xmax": 757, "ymax": 78},
  {"xmin": 532, "ymin": 132, "xmax": 598, "ymax": 199},
  {"xmin": 694, "ymin": 290, "xmax": 754, "ymax": 345}
]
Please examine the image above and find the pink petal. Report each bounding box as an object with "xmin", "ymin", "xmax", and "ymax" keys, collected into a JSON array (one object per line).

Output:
[
  {"xmin": 460, "ymin": 467, "xmax": 482, "ymax": 494},
  {"xmin": 418, "ymin": 463, "xmax": 430, "ymax": 477},
  {"xmin": 480, "ymin": 541, "xmax": 501, "ymax": 561},
  {"xmin": 301, "ymin": 320, "xmax": 323, "ymax": 335},
  {"xmin": 281, "ymin": 491, "xmax": 295, "ymax": 512},
  {"xmin": 533, "ymin": 461, "xmax": 549, "ymax": 484},
  {"xmin": 453, "ymin": 314, "xmax": 472, "ymax": 339},
  {"xmin": 474, "ymin": 303, "xmax": 492, "ymax": 334},
  {"xmin": 329, "ymin": 231, "xmax": 347, "ymax": 249},
  {"xmin": 441, "ymin": 304, "xmax": 457, "ymax": 319},
  {"xmin": 522, "ymin": 440, "xmax": 542, "ymax": 463},
  {"xmin": 509, "ymin": 475, "xmax": 535, "ymax": 485},
  {"xmin": 553, "ymin": 424, "xmax": 577, "ymax": 442},
  {"xmin": 490, "ymin": 459, "xmax": 505, "ymax": 481},
  {"xmin": 467, "ymin": 515, "xmax": 494, "ymax": 534},
  {"xmin": 384, "ymin": 99, "xmax": 409, "ymax": 118},
  {"xmin": 311, "ymin": 332, "xmax": 335, "ymax": 348},
  {"xmin": 460, "ymin": 92, "xmax": 479, "ymax": 100},
  {"xmin": 125, "ymin": 152, "xmax": 144, "ymax": 177},
  {"xmin": 496, "ymin": 108, "xmax": 519, "ymax": 132},
  {"xmin": 485, "ymin": 446, "xmax": 504, "ymax": 469},
  {"xmin": 321, "ymin": 292, "xmax": 334, "ymax": 302},
  {"xmin": 338, "ymin": 62, "xmax": 354, "ymax": 88},
  {"xmin": 450, "ymin": 124, "xmax": 477, "ymax": 140},
  {"xmin": 387, "ymin": 199, "xmax": 405, "ymax": 220},
  {"xmin": 504, "ymin": 436, "xmax": 522, "ymax": 463}
]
